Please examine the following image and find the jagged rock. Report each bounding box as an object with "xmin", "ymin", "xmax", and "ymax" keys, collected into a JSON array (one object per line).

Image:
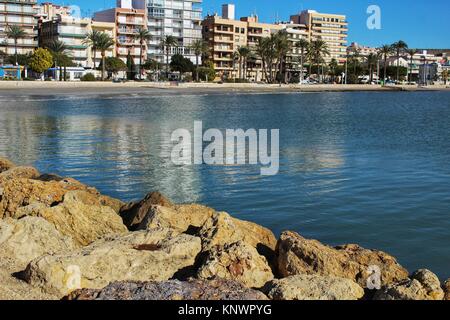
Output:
[
  {"xmin": 22, "ymin": 229, "xmax": 202, "ymax": 297},
  {"xmin": 264, "ymin": 274, "xmax": 365, "ymax": 300},
  {"xmin": 135, "ymin": 203, "xmax": 215, "ymax": 233},
  {"xmin": 444, "ymin": 279, "xmax": 450, "ymax": 300},
  {"xmin": 0, "ymin": 217, "xmax": 76, "ymax": 268},
  {"xmin": 0, "ymin": 175, "xmax": 123, "ymax": 219},
  {"xmin": 277, "ymin": 231, "xmax": 408, "ymax": 288},
  {"xmin": 0, "ymin": 166, "xmax": 40, "ymax": 181},
  {"xmin": 64, "ymin": 279, "xmax": 268, "ymax": 300},
  {"xmin": 374, "ymin": 269, "xmax": 444, "ymax": 300},
  {"xmin": 120, "ymin": 192, "xmax": 174, "ymax": 229},
  {"xmin": 14, "ymin": 191, "xmax": 127, "ymax": 246},
  {"xmin": 0, "ymin": 157, "xmax": 15, "ymax": 173},
  {"xmin": 199, "ymin": 212, "xmax": 277, "ymax": 255},
  {"xmin": 197, "ymin": 241, "xmax": 274, "ymax": 288}
]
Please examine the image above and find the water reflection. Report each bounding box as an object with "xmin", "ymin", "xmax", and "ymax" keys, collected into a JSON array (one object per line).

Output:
[{"xmin": 1, "ymin": 91, "xmax": 450, "ymax": 279}]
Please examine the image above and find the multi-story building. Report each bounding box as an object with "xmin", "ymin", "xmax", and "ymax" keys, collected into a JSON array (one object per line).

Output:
[
  {"xmin": 146, "ymin": 0, "xmax": 203, "ymax": 64},
  {"xmin": 291, "ymin": 10, "xmax": 348, "ymax": 64},
  {"xmin": 39, "ymin": 14, "xmax": 91, "ymax": 67},
  {"xmin": 202, "ymin": 5, "xmax": 282, "ymax": 81},
  {"xmin": 277, "ymin": 21, "xmax": 309, "ymax": 75},
  {"xmin": 0, "ymin": 0, "xmax": 38, "ymax": 57},
  {"xmin": 89, "ymin": 20, "xmax": 116, "ymax": 68},
  {"xmin": 35, "ymin": 2, "xmax": 71, "ymax": 21},
  {"xmin": 347, "ymin": 42, "xmax": 378, "ymax": 57},
  {"xmin": 94, "ymin": 0, "xmax": 147, "ymax": 65}
]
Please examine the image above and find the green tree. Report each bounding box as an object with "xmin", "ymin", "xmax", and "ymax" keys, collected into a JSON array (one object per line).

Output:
[
  {"xmin": 29, "ymin": 48, "xmax": 53, "ymax": 77},
  {"xmin": 83, "ymin": 30, "xmax": 102, "ymax": 69},
  {"xmin": 295, "ymin": 38, "xmax": 309, "ymax": 83},
  {"xmin": 126, "ymin": 50, "xmax": 136, "ymax": 80},
  {"xmin": 190, "ymin": 39, "xmax": 209, "ymax": 82},
  {"xmin": 98, "ymin": 57, "xmax": 127, "ymax": 78},
  {"xmin": 6, "ymin": 25, "xmax": 27, "ymax": 65},
  {"xmin": 96, "ymin": 33, "xmax": 115, "ymax": 81},
  {"xmin": 392, "ymin": 40, "xmax": 408, "ymax": 81},
  {"xmin": 160, "ymin": 35, "xmax": 178, "ymax": 78},
  {"xmin": 378, "ymin": 44, "xmax": 394, "ymax": 84},
  {"xmin": 405, "ymin": 48, "xmax": 417, "ymax": 82},
  {"xmin": 309, "ymin": 39, "xmax": 330, "ymax": 83},
  {"xmin": 197, "ymin": 60, "xmax": 215, "ymax": 82},
  {"xmin": 46, "ymin": 39, "xmax": 68, "ymax": 81},
  {"xmin": 170, "ymin": 53, "xmax": 194, "ymax": 77},
  {"xmin": 237, "ymin": 46, "xmax": 250, "ymax": 80},
  {"xmin": 366, "ymin": 53, "xmax": 378, "ymax": 83},
  {"xmin": 134, "ymin": 28, "xmax": 152, "ymax": 78},
  {"xmin": 442, "ymin": 69, "xmax": 448, "ymax": 85},
  {"xmin": 273, "ymin": 30, "xmax": 292, "ymax": 83},
  {"xmin": 328, "ymin": 58, "xmax": 338, "ymax": 82}
]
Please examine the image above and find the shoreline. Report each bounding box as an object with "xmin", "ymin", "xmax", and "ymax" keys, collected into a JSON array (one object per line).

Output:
[
  {"xmin": 0, "ymin": 156, "xmax": 449, "ymax": 300},
  {"xmin": 0, "ymin": 81, "xmax": 449, "ymax": 97}
]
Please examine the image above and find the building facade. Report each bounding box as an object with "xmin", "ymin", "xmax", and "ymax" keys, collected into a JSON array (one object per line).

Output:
[
  {"xmin": 202, "ymin": 6, "xmax": 282, "ymax": 81},
  {"xmin": 39, "ymin": 14, "xmax": 91, "ymax": 67},
  {"xmin": 146, "ymin": 0, "xmax": 203, "ymax": 64},
  {"xmin": 292, "ymin": 10, "xmax": 348, "ymax": 64},
  {"xmin": 0, "ymin": 0, "xmax": 38, "ymax": 56},
  {"xmin": 94, "ymin": 2, "xmax": 147, "ymax": 65}
]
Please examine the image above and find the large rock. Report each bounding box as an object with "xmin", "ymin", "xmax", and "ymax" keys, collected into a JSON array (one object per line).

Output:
[
  {"xmin": 277, "ymin": 231, "xmax": 408, "ymax": 288},
  {"xmin": 120, "ymin": 192, "xmax": 174, "ymax": 229},
  {"xmin": 135, "ymin": 204, "xmax": 215, "ymax": 233},
  {"xmin": 65, "ymin": 279, "xmax": 268, "ymax": 300},
  {"xmin": 197, "ymin": 241, "xmax": 274, "ymax": 288},
  {"xmin": 374, "ymin": 269, "xmax": 444, "ymax": 300},
  {"xmin": 444, "ymin": 279, "xmax": 450, "ymax": 300},
  {"xmin": 199, "ymin": 212, "xmax": 277, "ymax": 256},
  {"xmin": 0, "ymin": 217, "xmax": 77, "ymax": 268},
  {"xmin": 14, "ymin": 191, "xmax": 127, "ymax": 246},
  {"xmin": 0, "ymin": 166, "xmax": 40, "ymax": 181},
  {"xmin": 22, "ymin": 229, "xmax": 202, "ymax": 297},
  {"xmin": 264, "ymin": 275, "xmax": 365, "ymax": 300},
  {"xmin": 0, "ymin": 157, "xmax": 15, "ymax": 173}
]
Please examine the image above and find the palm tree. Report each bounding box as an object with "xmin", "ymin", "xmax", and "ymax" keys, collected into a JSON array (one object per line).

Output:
[
  {"xmin": 190, "ymin": 39, "xmax": 209, "ymax": 82},
  {"xmin": 328, "ymin": 58, "xmax": 338, "ymax": 83},
  {"xmin": 255, "ymin": 37, "xmax": 274, "ymax": 82},
  {"xmin": 405, "ymin": 48, "xmax": 417, "ymax": 83},
  {"xmin": 160, "ymin": 35, "xmax": 178, "ymax": 78},
  {"xmin": 46, "ymin": 40, "xmax": 68, "ymax": 81},
  {"xmin": 366, "ymin": 53, "xmax": 378, "ymax": 83},
  {"xmin": 135, "ymin": 28, "xmax": 152, "ymax": 78},
  {"xmin": 96, "ymin": 33, "xmax": 115, "ymax": 81},
  {"xmin": 83, "ymin": 30, "xmax": 101, "ymax": 69},
  {"xmin": 378, "ymin": 44, "xmax": 394, "ymax": 85},
  {"xmin": 273, "ymin": 30, "xmax": 291, "ymax": 83},
  {"xmin": 310, "ymin": 40, "xmax": 330, "ymax": 83},
  {"xmin": 392, "ymin": 40, "xmax": 408, "ymax": 82},
  {"xmin": 295, "ymin": 38, "xmax": 309, "ymax": 83},
  {"xmin": 231, "ymin": 51, "xmax": 240, "ymax": 81},
  {"xmin": 6, "ymin": 25, "xmax": 26, "ymax": 65},
  {"xmin": 237, "ymin": 46, "xmax": 250, "ymax": 80}
]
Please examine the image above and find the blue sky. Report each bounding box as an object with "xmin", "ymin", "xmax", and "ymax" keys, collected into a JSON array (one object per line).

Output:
[{"xmin": 43, "ymin": 0, "xmax": 450, "ymax": 48}]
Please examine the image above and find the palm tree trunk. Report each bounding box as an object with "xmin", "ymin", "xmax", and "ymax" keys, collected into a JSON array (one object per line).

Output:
[
  {"xmin": 139, "ymin": 43, "xmax": 143, "ymax": 79},
  {"xmin": 166, "ymin": 48, "xmax": 169, "ymax": 78},
  {"xmin": 195, "ymin": 55, "xmax": 199, "ymax": 82},
  {"xmin": 14, "ymin": 39, "xmax": 18, "ymax": 65},
  {"xmin": 396, "ymin": 50, "xmax": 400, "ymax": 82},
  {"xmin": 300, "ymin": 52, "xmax": 304, "ymax": 83},
  {"xmin": 384, "ymin": 55, "xmax": 387, "ymax": 86},
  {"xmin": 93, "ymin": 49, "xmax": 97, "ymax": 69},
  {"xmin": 102, "ymin": 52, "xmax": 106, "ymax": 81}
]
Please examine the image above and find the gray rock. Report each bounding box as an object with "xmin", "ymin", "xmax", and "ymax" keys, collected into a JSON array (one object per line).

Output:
[{"xmin": 64, "ymin": 279, "xmax": 268, "ymax": 300}]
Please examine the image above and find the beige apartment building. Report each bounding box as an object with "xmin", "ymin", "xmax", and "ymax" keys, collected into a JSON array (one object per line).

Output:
[
  {"xmin": 0, "ymin": 0, "xmax": 38, "ymax": 56},
  {"xmin": 291, "ymin": 10, "xmax": 348, "ymax": 64},
  {"xmin": 94, "ymin": 1, "xmax": 147, "ymax": 65},
  {"xmin": 202, "ymin": 4, "xmax": 282, "ymax": 81}
]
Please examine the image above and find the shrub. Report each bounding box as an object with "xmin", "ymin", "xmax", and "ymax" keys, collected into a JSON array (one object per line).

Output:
[{"xmin": 81, "ymin": 73, "xmax": 96, "ymax": 81}]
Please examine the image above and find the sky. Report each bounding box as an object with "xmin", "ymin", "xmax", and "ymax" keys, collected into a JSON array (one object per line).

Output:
[{"xmin": 42, "ymin": 0, "xmax": 450, "ymax": 48}]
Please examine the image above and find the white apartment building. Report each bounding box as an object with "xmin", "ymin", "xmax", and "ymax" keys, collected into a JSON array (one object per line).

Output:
[{"xmin": 146, "ymin": 0, "xmax": 203, "ymax": 64}]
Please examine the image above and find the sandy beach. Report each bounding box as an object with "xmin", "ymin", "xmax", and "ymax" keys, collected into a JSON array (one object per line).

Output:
[{"xmin": 0, "ymin": 81, "xmax": 449, "ymax": 97}]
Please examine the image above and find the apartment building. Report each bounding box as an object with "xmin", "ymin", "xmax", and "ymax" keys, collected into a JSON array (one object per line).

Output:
[
  {"xmin": 35, "ymin": 2, "xmax": 71, "ymax": 21},
  {"xmin": 202, "ymin": 5, "xmax": 282, "ymax": 80},
  {"xmin": 39, "ymin": 14, "xmax": 91, "ymax": 67},
  {"xmin": 0, "ymin": 0, "xmax": 38, "ymax": 56},
  {"xmin": 276, "ymin": 22, "xmax": 309, "ymax": 73},
  {"xmin": 90, "ymin": 20, "xmax": 116, "ymax": 68},
  {"xmin": 347, "ymin": 42, "xmax": 378, "ymax": 57},
  {"xmin": 94, "ymin": 0, "xmax": 147, "ymax": 65},
  {"xmin": 291, "ymin": 10, "xmax": 348, "ymax": 64},
  {"xmin": 146, "ymin": 0, "xmax": 203, "ymax": 64}
]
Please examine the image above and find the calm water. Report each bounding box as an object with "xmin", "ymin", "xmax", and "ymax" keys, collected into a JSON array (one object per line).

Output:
[{"xmin": 1, "ymin": 91, "xmax": 450, "ymax": 279}]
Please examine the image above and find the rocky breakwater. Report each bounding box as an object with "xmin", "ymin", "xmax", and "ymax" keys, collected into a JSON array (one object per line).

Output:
[{"xmin": 0, "ymin": 156, "xmax": 449, "ymax": 301}]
